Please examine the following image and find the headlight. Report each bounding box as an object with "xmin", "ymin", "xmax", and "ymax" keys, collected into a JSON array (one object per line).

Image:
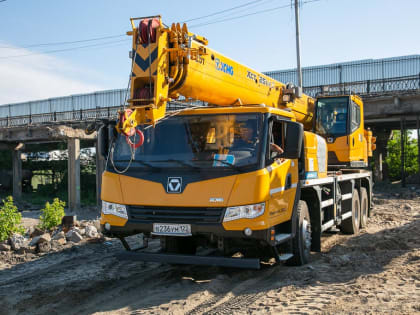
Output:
[
  {"xmin": 101, "ymin": 201, "xmax": 128, "ymax": 219},
  {"xmin": 223, "ymin": 202, "xmax": 265, "ymax": 222}
]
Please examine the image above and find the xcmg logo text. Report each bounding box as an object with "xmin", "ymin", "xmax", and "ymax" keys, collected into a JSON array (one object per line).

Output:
[{"xmin": 215, "ymin": 58, "xmax": 234, "ymax": 76}]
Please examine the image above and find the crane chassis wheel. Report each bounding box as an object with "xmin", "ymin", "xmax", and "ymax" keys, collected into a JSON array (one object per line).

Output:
[
  {"xmin": 340, "ymin": 189, "xmax": 360, "ymax": 235},
  {"xmin": 287, "ymin": 200, "xmax": 312, "ymax": 266}
]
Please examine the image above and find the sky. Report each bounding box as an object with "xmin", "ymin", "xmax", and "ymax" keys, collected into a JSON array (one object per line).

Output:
[{"xmin": 0, "ymin": 0, "xmax": 419, "ymax": 104}]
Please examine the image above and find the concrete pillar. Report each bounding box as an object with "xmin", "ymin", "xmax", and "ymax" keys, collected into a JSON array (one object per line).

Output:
[
  {"xmin": 12, "ymin": 149, "xmax": 22, "ymax": 200},
  {"xmin": 68, "ymin": 138, "xmax": 80, "ymax": 211},
  {"xmin": 373, "ymin": 129, "xmax": 391, "ymax": 182},
  {"xmin": 400, "ymin": 118, "xmax": 406, "ymax": 187},
  {"xmin": 95, "ymin": 141, "xmax": 106, "ymax": 206},
  {"xmin": 379, "ymin": 153, "xmax": 383, "ymax": 179},
  {"xmin": 417, "ymin": 115, "xmax": 420, "ymax": 182}
]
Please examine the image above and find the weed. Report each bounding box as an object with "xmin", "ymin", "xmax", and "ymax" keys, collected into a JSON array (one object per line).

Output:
[
  {"xmin": 0, "ymin": 196, "xmax": 24, "ymax": 242},
  {"xmin": 39, "ymin": 198, "xmax": 66, "ymax": 230}
]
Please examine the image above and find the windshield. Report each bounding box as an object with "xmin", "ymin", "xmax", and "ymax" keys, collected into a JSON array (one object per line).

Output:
[
  {"xmin": 111, "ymin": 113, "xmax": 263, "ymax": 170},
  {"xmin": 315, "ymin": 97, "xmax": 349, "ymax": 136}
]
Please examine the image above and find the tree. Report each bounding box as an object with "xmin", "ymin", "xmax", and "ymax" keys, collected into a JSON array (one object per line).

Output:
[{"xmin": 385, "ymin": 130, "xmax": 418, "ymax": 180}]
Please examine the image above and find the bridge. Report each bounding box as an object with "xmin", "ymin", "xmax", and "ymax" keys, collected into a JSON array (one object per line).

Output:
[{"xmin": 1, "ymin": 55, "xmax": 419, "ymax": 209}]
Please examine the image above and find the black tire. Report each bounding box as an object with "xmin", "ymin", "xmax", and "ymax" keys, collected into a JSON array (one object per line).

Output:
[
  {"xmin": 359, "ymin": 187, "xmax": 368, "ymax": 229},
  {"xmin": 161, "ymin": 236, "xmax": 196, "ymax": 255},
  {"xmin": 340, "ymin": 189, "xmax": 360, "ymax": 235},
  {"xmin": 286, "ymin": 200, "xmax": 311, "ymax": 266}
]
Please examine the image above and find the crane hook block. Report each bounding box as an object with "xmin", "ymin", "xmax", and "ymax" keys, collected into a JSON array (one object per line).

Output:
[
  {"xmin": 117, "ymin": 109, "xmax": 136, "ymax": 136},
  {"xmin": 126, "ymin": 128, "xmax": 145, "ymax": 149}
]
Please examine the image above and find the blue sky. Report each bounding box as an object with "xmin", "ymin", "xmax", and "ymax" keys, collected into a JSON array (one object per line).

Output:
[{"xmin": 0, "ymin": 0, "xmax": 419, "ymax": 104}]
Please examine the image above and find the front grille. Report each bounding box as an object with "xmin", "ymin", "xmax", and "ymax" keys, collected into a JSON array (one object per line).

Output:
[{"xmin": 128, "ymin": 205, "xmax": 225, "ymax": 224}]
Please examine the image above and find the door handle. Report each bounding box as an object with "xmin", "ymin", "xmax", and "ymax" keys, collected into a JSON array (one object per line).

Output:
[{"xmin": 285, "ymin": 173, "xmax": 292, "ymax": 190}]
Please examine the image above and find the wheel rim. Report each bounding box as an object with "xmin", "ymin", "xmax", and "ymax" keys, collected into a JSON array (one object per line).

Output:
[
  {"xmin": 302, "ymin": 218, "xmax": 311, "ymax": 252},
  {"xmin": 354, "ymin": 199, "xmax": 359, "ymax": 225},
  {"xmin": 362, "ymin": 199, "xmax": 367, "ymax": 225}
]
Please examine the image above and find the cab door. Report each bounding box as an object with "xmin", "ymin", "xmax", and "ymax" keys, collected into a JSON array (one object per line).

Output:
[
  {"xmin": 266, "ymin": 118, "xmax": 300, "ymax": 226},
  {"xmin": 349, "ymin": 101, "xmax": 365, "ymax": 165}
]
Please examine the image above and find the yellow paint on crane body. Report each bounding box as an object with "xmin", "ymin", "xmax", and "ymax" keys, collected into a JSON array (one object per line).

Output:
[{"xmin": 127, "ymin": 17, "xmax": 313, "ymax": 130}]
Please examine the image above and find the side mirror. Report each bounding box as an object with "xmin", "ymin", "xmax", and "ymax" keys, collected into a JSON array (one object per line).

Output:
[
  {"xmin": 97, "ymin": 125, "xmax": 109, "ymax": 159},
  {"xmin": 283, "ymin": 121, "xmax": 303, "ymax": 159}
]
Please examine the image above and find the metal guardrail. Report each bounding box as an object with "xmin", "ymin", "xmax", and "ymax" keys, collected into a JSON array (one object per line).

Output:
[
  {"xmin": 303, "ymin": 75, "xmax": 420, "ymax": 98},
  {"xmin": 0, "ymin": 106, "xmax": 120, "ymax": 128},
  {"xmin": 0, "ymin": 76, "xmax": 419, "ymax": 128},
  {"xmin": 0, "ymin": 102, "xmax": 196, "ymax": 128}
]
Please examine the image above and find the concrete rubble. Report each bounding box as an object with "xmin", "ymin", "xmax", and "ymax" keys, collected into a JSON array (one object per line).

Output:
[
  {"xmin": 0, "ymin": 242, "xmax": 11, "ymax": 251},
  {"xmin": 66, "ymin": 230, "xmax": 83, "ymax": 243},
  {"xmin": 29, "ymin": 227, "xmax": 44, "ymax": 238},
  {"xmin": 3, "ymin": 221, "xmax": 102, "ymax": 256},
  {"xmin": 9, "ymin": 233, "xmax": 29, "ymax": 251},
  {"xmin": 85, "ymin": 225, "xmax": 99, "ymax": 238},
  {"xmin": 52, "ymin": 231, "xmax": 66, "ymax": 241}
]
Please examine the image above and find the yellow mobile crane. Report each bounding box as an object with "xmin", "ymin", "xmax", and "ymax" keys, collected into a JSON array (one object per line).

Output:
[{"xmin": 98, "ymin": 16, "xmax": 375, "ymax": 268}]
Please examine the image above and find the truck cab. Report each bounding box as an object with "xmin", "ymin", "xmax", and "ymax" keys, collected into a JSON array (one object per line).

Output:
[
  {"xmin": 314, "ymin": 94, "xmax": 368, "ymax": 168},
  {"xmin": 99, "ymin": 106, "xmax": 323, "ymax": 266}
]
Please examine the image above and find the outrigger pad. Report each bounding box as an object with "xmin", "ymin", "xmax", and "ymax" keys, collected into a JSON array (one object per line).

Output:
[{"xmin": 116, "ymin": 251, "xmax": 261, "ymax": 270}]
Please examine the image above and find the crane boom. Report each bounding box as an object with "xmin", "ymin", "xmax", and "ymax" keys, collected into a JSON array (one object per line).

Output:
[{"xmin": 119, "ymin": 16, "xmax": 314, "ymax": 134}]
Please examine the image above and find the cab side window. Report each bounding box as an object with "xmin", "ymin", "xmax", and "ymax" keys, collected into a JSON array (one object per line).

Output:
[
  {"xmin": 267, "ymin": 119, "xmax": 285, "ymax": 161},
  {"xmin": 351, "ymin": 102, "xmax": 360, "ymax": 132}
]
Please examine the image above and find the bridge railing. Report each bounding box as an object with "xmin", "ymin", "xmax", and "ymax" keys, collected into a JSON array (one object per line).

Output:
[
  {"xmin": 303, "ymin": 75, "xmax": 420, "ymax": 98},
  {"xmin": 0, "ymin": 76, "xmax": 419, "ymax": 128},
  {"xmin": 0, "ymin": 102, "xmax": 196, "ymax": 128},
  {"xmin": 0, "ymin": 105, "xmax": 121, "ymax": 128}
]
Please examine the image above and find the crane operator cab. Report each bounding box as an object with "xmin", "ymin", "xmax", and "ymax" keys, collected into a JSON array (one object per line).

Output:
[{"xmin": 314, "ymin": 94, "xmax": 371, "ymax": 168}]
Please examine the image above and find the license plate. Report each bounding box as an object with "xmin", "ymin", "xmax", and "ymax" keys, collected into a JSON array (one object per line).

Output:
[{"xmin": 152, "ymin": 223, "xmax": 191, "ymax": 236}]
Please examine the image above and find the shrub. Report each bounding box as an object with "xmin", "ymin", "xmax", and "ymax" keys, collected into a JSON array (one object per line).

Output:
[
  {"xmin": 0, "ymin": 196, "xmax": 24, "ymax": 242},
  {"xmin": 385, "ymin": 130, "xmax": 418, "ymax": 180},
  {"xmin": 39, "ymin": 198, "xmax": 66, "ymax": 230}
]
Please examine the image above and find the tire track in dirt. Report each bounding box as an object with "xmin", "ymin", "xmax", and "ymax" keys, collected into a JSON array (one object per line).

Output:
[
  {"xmin": 186, "ymin": 267, "xmax": 278, "ymax": 315},
  {"xmin": 0, "ymin": 246, "xmax": 111, "ymax": 287},
  {"xmin": 1, "ymin": 186, "xmax": 419, "ymax": 314}
]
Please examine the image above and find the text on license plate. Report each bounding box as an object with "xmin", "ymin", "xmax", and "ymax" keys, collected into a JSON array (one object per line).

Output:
[{"xmin": 153, "ymin": 223, "xmax": 191, "ymax": 236}]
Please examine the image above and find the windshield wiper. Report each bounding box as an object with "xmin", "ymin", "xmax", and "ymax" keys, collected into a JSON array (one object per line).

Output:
[
  {"xmin": 152, "ymin": 159, "xmax": 200, "ymax": 170},
  {"xmin": 113, "ymin": 159, "xmax": 159, "ymax": 169}
]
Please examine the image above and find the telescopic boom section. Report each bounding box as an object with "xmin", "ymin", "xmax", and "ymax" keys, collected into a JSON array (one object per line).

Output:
[{"xmin": 118, "ymin": 16, "xmax": 314, "ymax": 136}]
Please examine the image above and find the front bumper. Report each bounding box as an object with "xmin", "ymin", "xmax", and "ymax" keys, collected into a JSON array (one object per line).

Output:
[
  {"xmin": 101, "ymin": 220, "xmax": 272, "ymax": 242},
  {"xmin": 101, "ymin": 204, "xmax": 273, "ymax": 242}
]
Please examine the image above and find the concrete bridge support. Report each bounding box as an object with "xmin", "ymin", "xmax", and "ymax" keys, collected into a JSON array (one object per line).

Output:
[
  {"xmin": 12, "ymin": 148, "xmax": 22, "ymax": 200},
  {"xmin": 373, "ymin": 129, "xmax": 391, "ymax": 182},
  {"xmin": 417, "ymin": 116, "xmax": 420, "ymax": 182},
  {"xmin": 68, "ymin": 138, "xmax": 80, "ymax": 211},
  {"xmin": 400, "ymin": 118, "xmax": 406, "ymax": 187}
]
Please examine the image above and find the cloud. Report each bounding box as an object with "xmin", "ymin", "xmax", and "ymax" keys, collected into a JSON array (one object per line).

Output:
[{"xmin": 0, "ymin": 43, "xmax": 106, "ymax": 105}]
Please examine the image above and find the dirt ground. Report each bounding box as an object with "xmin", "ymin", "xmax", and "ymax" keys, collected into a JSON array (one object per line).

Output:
[{"xmin": 0, "ymin": 184, "xmax": 419, "ymax": 315}]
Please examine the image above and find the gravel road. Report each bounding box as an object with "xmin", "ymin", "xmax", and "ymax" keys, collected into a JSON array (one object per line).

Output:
[{"xmin": 1, "ymin": 184, "xmax": 419, "ymax": 314}]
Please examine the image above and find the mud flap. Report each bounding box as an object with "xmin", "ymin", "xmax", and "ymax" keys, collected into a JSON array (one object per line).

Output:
[{"xmin": 116, "ymin": 251, "xmax": 261, "ymax": 269}]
